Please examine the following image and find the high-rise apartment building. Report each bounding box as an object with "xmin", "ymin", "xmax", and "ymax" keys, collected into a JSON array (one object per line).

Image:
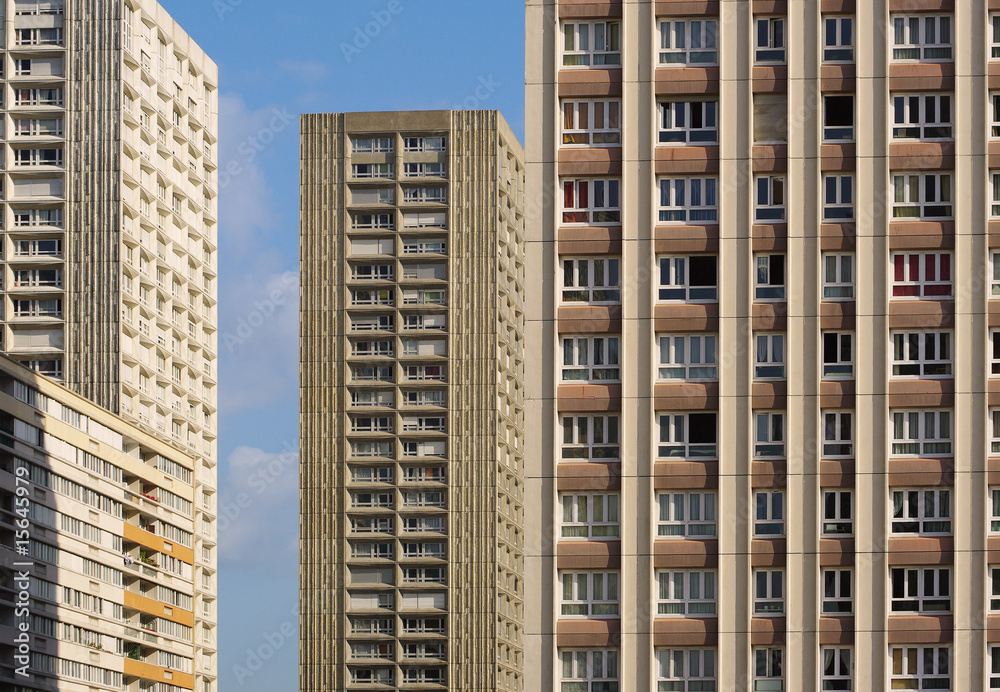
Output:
[
  {"xmin": 300, "ymin": 110, "xmax": 525, "ymax": 691},
  {"xmin": 527, "ymin": 1, "xmax": 997, "ymax": 689},
  {"xmin": 0, "ymin": 0, "xmax": 219, "ymax": 689}
]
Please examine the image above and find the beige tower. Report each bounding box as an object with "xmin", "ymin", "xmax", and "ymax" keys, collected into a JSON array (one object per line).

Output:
[
  {"xmin": 527, "ymin": 0, "xmax": 995, "ymax": 689},
  {"xmin": 299, "ymin": 110, "xmax": 526, "ymax": 691}
]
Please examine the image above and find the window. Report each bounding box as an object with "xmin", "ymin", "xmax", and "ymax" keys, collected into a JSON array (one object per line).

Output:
[
  {"xmin": 658, "ymin": 177, "xmax": 718, "ymax": 221},
  {"xmin": 991, "ymin": 646, "xmax": 1000, "ymax": 689},
  {"xmin": 403, "ymin": 137, "xmax": 446, "ymax": 152},
  {"xmin": 890, "ymin": 410, "xmax": 952, "ymax": 456},
  {"xmin": 891, "ymin": 332, "xmax": 952, "ymax": 377},
  {"xmin": 822, "ymin": 253, "xmax": 854, "ymax": 299},
  {"xmin": 658, "ymin": 413, "xmax": 717, "ymax": 459},
  {"xmin": 992, "ymin": 93, "xmax": 1000, "ymax": 138},
  {"xmin": 563, "ymin": 179, "xmax": 621, "ymax": 224},
  {"xmin": 823, "ymin": 412, "xmax": 854, "ymax": 458},
  {"xmin": 824, "ymin": 16, "xmax": 854, "ymax": 62},
  {"xmin": 823, "ymin": 176, "xmax": 855, "ymax": 221},
  {"xmin": 891, "ymin": 488, "xmax": 952, "ymax": 534},
  {"xmin": 656, "ymin": 649, "xmax": 716, "ymax": 692},
  {"xmin": 352, "ymin": 137, "xmax": 393, "ymax": 153},
  {"xmin": 822, "ymin": 569, "xmax": 853, "ymax": 615},
  {"xmin": 351, "ymin": 213, "xmax": 394, "ymax": 230},
  {"xmin": 755, "ymin": 17, "xmax": 785, "ymax": 62},
  {"xmin": 563, "ymin": 100, "xmax": 621, "ymax": 146},
  {"xmin": 991, "ymin": 488, "xmax": 1000, "ymax": 533},
  {"xmin": 563, "ymin": 258, "xmax": 621, "ymax": 303},
  {"xmin": 891, "ymin": 567, "xmax": 951, "ymax": 613},
  {"xmin": 561, "ymin": 336, "xmax": 620, "ymax": 382},
  {"xmin": 755, "ymin": 412, "xmax": 785, "ymax": 457},
  {"xmin": 659, "ymin": 19, "xmax": 718, "ymax": 65},
  {"xmin": 755, "ymin": 176, "xmax": 785, "ymax": 221},
  {"xmin": 351, "ymin": 163, "xmax": 393, "ymax": 179},
  {"xmin": 754, "ymin": 571, "xmax": 784, "ymax": 617},
  {"xmin": 562, "ymin": 415, "xmax": 620, "ymax": 460},
  {"xmin": 754, "ymin": 648, "xmax": 784, "ymax": 691},
  {"xmin": 992, "ymin": 568, "xmax": 1000, "ymax": 611},
  {"xmin": 821, "ymin": 648, "xmax": 853, "ymax": 691},
  {"xmin": 563, "ymin": 21, "xmax": 621, "ymax": 67},
  {"xmin": 658, "ymin": 102, "xmax": 718, "ymax": 144},
  {"xmin": 658, "ymin": 335, "xmax": 718, "ymax": 381},
  {"xmin": 892, "ymin": 173, "xmax": 952, "ymax": 219},
  {"xmin": 754, "ymin": 95, "xmax": 787, "ymax": 144},
  {"xmin": 560, "ymin": 650, "xmax": 619, "ymax": 692},
  {"xmin": 823, "ymin": 332, "xmax": 854, "ymax": 379},
  {"xmin": 561, "ymin": 572, "xmax": 619, "ymax": 617},
  {"xmin": 403, "ymin": 162, "xmax": 446, "ymax": 178},
  {"xmin": 755, "ymin": 254, "xmax": 785, "ymax": 300},
  {"xmin": 993, "ymin": 173, "xmax": 1000, "ymax": 218},
  {"xmin": 892, "ymin": 15, "xmax": 952, "ymax": 61},
  {"xmin": 658, "ymin": 256, "xmax": 718, "ymax": 302},
  {"xmin": 992, "ymin": 410, "xmax": 1000, "ymax": 454},
  {"xmin": 402, "ymin": 187, "xmax": 446, "ymax": 204},
  {"xmin": 561, "ymin": 494, "xmax": 620, "ymax": 539},
  {"xmin": 657, "ymin": 571, "xmax": 717, "ymax": 616},
  {"xmin": 754, "ymin": 333, "xmax": 785, "ymax": 379},
  {"xmin": 891, "ymin": 253, "xmax": 951, "ymax": 298},
  {"xmin": 892, "ymin": 94, "xmax": 952, "ymax": 140},
  {"xmin": 824, "ymin": 95, "xmax": 854, "ymax": 141},
  {"xmin": 823, "ymin": 490, "xmax": 853, "ymax": 536},
  {"xmin": 657, "ymin": 492, "xmax": 717, "ymax": 538},
  {"xmin": 754, "ymin": 491, "xmax": 784, "ymax": 536},
  {"xmin": 889, "ymin": 647, "xmax": 950, "ymax": 691}
]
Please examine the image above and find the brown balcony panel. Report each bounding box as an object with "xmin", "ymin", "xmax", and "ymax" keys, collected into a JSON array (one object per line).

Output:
[
  {"xmin": 654, "ymin": 382, "xmax": 719, "ymax": 410},
  {"xmin": 653, "ymin": 618, "xmax": 719, "ymax": 648},
  {"xmin": 887, "ymin": 379, "xmax": 954, "ymax": 408},
  {"xmin": 557, "ymin": 384, "xmax": 622, "ymax": 412},
  {"xmin": 653, "ymin": 539, "xmax": 719, "ymax": 569},
  {"xmin": 820, "ymin": 143, "xmax": 856, "ymax": 172},
  {"xmin": 822, "ymin": 0, "xmax": 856, "ymax": 10},
  {"xmin": 887, "ymin": 300, "xmax": 954, "ymax": 330},
  {"xmin": 888, "ymin": 0, "xmax": 953, "ymax": 10},
  {"xmin": 558, "ymin": 540, "xmax": 621, "ymax": 570},
  {"xmin": 654, "ymin": 303, "xmax": 720, "ymax": 332},
  {"xmin": 820, "ymin": 460, "xmax": 856, "ymax": 487},
  {"xmin": 655, "ymin": 67, "xmax": 719, "ymax": 96},
  {"xmin": 558, "ymin": 305, "xmax": 623, "ymax": 334},
  {"xmin": 559, "ymin": 226, "xmax": 622, "ymax": 256},
  {"xmin": 753, "ymin": 0, "xmax": 787, "ymax": 11},
  {"xmin": 820, "ymin": 224, "xmax": 857, "ymax": 251},
  {"xmin": 559, "ymin": 147, "xmax": 623, "ymax": 177},
  {"xmin": 888, "ymin": 221, "xmax": 954, "ymax": 250},
  {"xmin": 559, "ymin": 69, "xmax": 623, "ymax": 98},
  {"xmin": 560, "ymin": 0, "xmax": 624, "ymax": 18},
  {"xmin": 991, "ymin": 62, "xmax": 1000, "ymax": 91},
  {"xmin": 888, "ymin": 62, "xmax": 955, "ymax": 92},
  {"xmin": 752, "ymin": 145, "xmax": 787, "ymax": 173},
  {"xmin": 752, "ymin": 381, "xmax": 787, "ymax": 409},
  {"xmin": 819, "ymin": 617, "xmax": 855, "ymax": 645},
  {"xmin": 819, "ymin": 538, "xmax": 855, "ymax": 567},
  {"xmin": 820, "ymin": 379, "xmax": 855, "ymax": 409},
  {"xmin": 654, "ymin": 224, "xmax": 720, "ymax": 253},
  {"xmin": 557, "ymin": 619, "xmax": 621, "ymax": 649},
  {"xmin": 887, "ymin": 616, "xmax": 954, "ymax": 645},
  {"xmin": 751, "ymin": 225, "xmax": 788, "ymax": 251},
  {"xmin": 558, "ymin": 462, "xmax": 621, "ymax": 492},
  {"xmin": 751, "ymin": 539, "xmax": 786, "ymax": 567},
  {"xmin": 888, "ymin": 458, "xmax": 954, "ymax": 487},
  {"xmin": 990, "ymin": 302, "xmax": 1000, "ymax": 329},
  {"xmin": 751, "ymin": 461, "xmax": 787, "ymax": 488},
  {"xmin": 887, "ymin": 536, "xmax": 954, "ymax": 565},
  {"xmin": 990, "ymin": 459, "xmax": 1000, "ymax": 485},
  {"xmin": 753, "ymin": 66, "xmax": 788, "ymax": 93},
  {"xmin": 752, "ymin": 302, "xmax": 788, "ymax": 331},
  {"xmin": 888, "ymin": 142, "xmax": 954, "ymax": 171},
  {"xmin": 751, "ymin": 617, "xmax": 786, "ymax": 645},
  {"xmin": 992, "ymin": 0, "xmax": 1000, "ymax": 11},
  {"xmin": 655, "ymin": 0, "xmax": 720, "ymax": 14},
  {"xmin": 989, "ymin": 219, "xmax": 1000, "ymax": 248},
  {"xmin": 990, "ymin": 537, "xmax": 1000, "ymax": 564},
  {"xmin": 821, "ymin": 63, "xmax": 856, "ymax": 93},
  {"xmin": 654, "ymin": 461, "xmax": 719, "ymax": 490},
  {"xmin": 989, "ymin": 615, "xmax": 1000, "ymax": 642},
  {"xmin": 655, "ymin": 145, "xmax": 719, "ymax": 175},
  {"xmin": 990, "ymin": 379, "xmax": 1000, "ymax": 409}
]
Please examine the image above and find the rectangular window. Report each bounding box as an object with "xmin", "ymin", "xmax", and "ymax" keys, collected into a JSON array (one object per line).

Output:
[
  {"xmin": 403, "ymin": 162, "xmax": 446, "ymax": 178},
  {"xmin": 754, "ymin": 648, "xmax": 784, "ymax": 691},
  {"xmin": 562, "ymin": 415, "xmax": 620, "ymax": 460},
  {"xmin": 560, "ymin": 650, "xmax": 619, "ymax": 692},
  {"xmin": 755, "ymin": 254, "xmax": 785, "ymax": 300},
  {"xmin": 402, "ymin": 187, "xmax": 446, "ymax": 204},
  {"xmin": 824, "ymin": 176, "xmax": 855, "ymax": 221},
  {"xmin": 823, "ymin": 253, "xmax": 854, "ymax": 299},
  {"xmin": 890, "ymin": 647, "xmax": 950, "ymax": 690},
  {"xmin": 563, "ymin": 258, "xmax": 621, "ymax": 303},
  {"xmin": 403, "ymin": 137, "xmax": 446, "ymax": 153},
  {"xmin": 351, "ymin": 163, "xmax": 393, "ymax": 179},
  {"xmin": 991, "ymin": 646, "xmax": 1000, "ymax": 689},
  {"xmin": 563, "ymin": 179, "xmax": 621, "ymax": 224},
  {"xmin": 991, "ymin": 488, "xmax": 1000, "ymax": 533},
  {"xmin": 755, "ymin": 17, "xmax": 785, "ymax": 63},
  {"xmin": 822, "ymin": 569, "xmax": 853, "ymax": 615},
  {"xmin": 754, "ymin": 491, "xmax": 784, "ymax": 536},
  {"xmin": 754, "ymin": 333, "xmax": 785, "ymax": 380},
  {"xmin": 656, "ymin": 649, "xmax": 717, "ymax": 691},
  {"xmin": 891, "ymin": 567, "xmax": 951, "ymax": 613},
  {"xmin": 561, "ymin": 494, "xmax": 620, "ymax": 539},
  {"xmin": 823, "ymin": 490, "xmax": 853, "ymax": 536},
  {"xmin": 659, "ymin": 256, "xmax": 718, "ymax": 302},
  {"xmin": 754, "ymin": 570, "xmax": 784, "ymax": 615},
  {"xmin": 891, "ymin": 332, "xmax": 952, "ymax": 377},
  {"xmin": 562, "ymin": 336, "xmax": 620, "ymax": 382},
  {"xmin": 891, "ymin": 488, "xmax": 952, "ymax": 535},
  {"xmin": 824, "ymin": 95, "xmax": 854, "ymax": 141},
  {"xmin": 658, "ymin": 102, "xmax": 718, "ymax": 144},
  {"xmin": 992, "ymin": 568, "xmax": 1000, "ymax": 611},
  {"xmin": 658, "ymin": 335, "xmax": 718, "ymax": 381},
  {"xmin": 823, "ymin": 412, "xmax": 854, "ymax": 458},
  {"xmin": 823, "ymin": 332, "xmax": 854, "ymax": 379},
  {"xmin": 892, "ymin": 94, "xmax": 952, "ymax": 140},
  {"xmin": 658, "ymin": 413, "xmax": 717, "ymax": 459},
  {"xmin": 993, "ymin": 410, "xmax": 1000, "ymax": 454},
  {"xmin": 755, "ymin": 412, "xmax": 785, "ymax": 458},
  {"xmin": 992, "ymin": 93, "xmax": 1000, "ymax": 137},
  {"xmin": 352, "ymin": 137, "xmax": 393, "ymax": 153},
  {"xmin": 994, "ymin": 14, "xmax": 1000, "ymax": 59},
  {"xmin": 563, "ymin": 21, "xmax": 621, "ymax": 67},
  {"xmin": 892, "ymin": 173, "xmax": 952, "ymax": 219},
  {"xmin": 657, "ymin": 571, "xmax": 717, "ymax": 616},
  {"xmin": 658, "ymin": 177, "xmax": 718, "ymax": 222},
  {"xmin": 821, "ymin": 648, "xmax": 853, "ymax": 691},
  {"xmin": 561, "ymin": 572, "xmax": 620, "ymax": 617},
  {"xmin": 657, "ymin": 492, "xmax": 717, "ymax": 538},
  {"xmin": 892, "ymin": 15, "xmax": 952, "ymax": 61},
  {"xmin": 824, "ymin": 16, "xmax": 854, "ymax": 62},
  {"xmin": 659, "ymin": 19, "xmax": 718, "ymax": 65},
  {"xmin": 892, "ymin": 252, "xmax": 951, "ymax": 298},
  {"xmin": 890, "ymin": 410, "xmax": 952, "ymax": 456},
  {"xmin": 563, "ymin": 100, "xmax": 621, "ymax": 146},
  {"xmin": 351, "ymin": 213, "xmax": 394, "ymax": 230},
  {"xmin": 755, "ymin": 176, "xmax": 785, "ymax": 220}
]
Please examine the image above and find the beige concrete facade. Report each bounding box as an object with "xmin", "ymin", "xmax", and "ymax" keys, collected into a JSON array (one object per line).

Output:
[
  {"xmin": 527, "ymin": 0, "xmax": 997, "ymax": 689},
  {"xmin": 299, "ymin": 110, "xmax": 526, "ymax": 691}
]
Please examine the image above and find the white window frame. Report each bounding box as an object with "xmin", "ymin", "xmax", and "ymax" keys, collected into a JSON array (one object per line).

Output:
[
  {"xmin": 656, "ymin": 570, "xmax": 717, "ymax": 617},
  {"xmin": 560, "ymin": 650, "xmax": 619, "ymax": 692},
  {"xmin": 821, "ymin": 647, "xmax": 853, "ymax": 691},
  {"xmin": 823, "ymin": 94, "xmax": 854, "ymax": 141},
  {"xmin": 823, "ymin": 411, "xmax": 854, "ymax": 458},
  {"xmin": 658, "ymin": 255, "xmax": 718, "ymax": 302},
  {"xmin": 890, "ymin": 410, "xmax": 952, "ymax": 457},
  {"xmin": 992, "ymin": 172, "xmax": 1000, "ymax": 218},
  {"xmin": 657, "ymin": 334, "xmax": 718, "ymax": 381},
  {"xmin": 753, "ymin": 647, "xmax": 784, "ymax": 691},
  {"xmin": 755, "ymin": 175, "xmax": 785, "ymax": 221},
  {"xmin": 991, "ymin": 93, "xmax": 1000, "ymax": 138},
  {"xmin": 403, "ymin": 136, "xmax": 446, "ymax": 153},
  {"xmin": 658, "ymin": 19, "xmax": 718, "ymax": 65},
  {"xmin": 351, "ymin": 163, "xmax": 394, "ymax": 179},
  {"xmin": 562, "ymin": 100, "xmax": 621, "ymax": 147},
  {"xmin": 892, "ymin": 93, "xmax": 953, "ymax": 140},
  {"xmin": 657, "ymin": 492, "xmax": 717, "ymax": 538},
  {"xmin": 889, "ymin": 647, "xmax": 950, "ymax": 690},
  {"xmin": 561, "ymin": 493, "xmax": 620, "ymax": 540},
  {"xmin": 754, "ymin": 412, "xmax": 785, "ymax": 458},
  {"xmin": 658, "ymin": 102, "xmax": 718, "ymax": 145},
  {"xmin": 658, "ymin": 413, "xmax": 718, "ymax": 460},
  {"xmin": 754, "ymin": 491, "xmax": 784, "ymax": 537},
  {"xmin": 352, "ymin": 137, "xmax": 393, "ymax": 154},
  {"xmin": 754, "ymin": 333, "xmax": 785, "ymax": 380},
  {"xmin": 991, "ymin": 487, "xmax": 1000, "ymax": 534},
  {"xmin": 991, "ymin": 567, "xmax": 1000, "ymax": 611},
  {"xmin": 563, "ymin": 21, "xmax": 622, "ymax": 68},
  {"xmin": 823, "ymin": 175, "xmax": 855, "ymax": 221},
  {"xmin": 822, "ymin": 569, "xmax": 853, "ymax": 615},
  {"xmin": 755, "ymin": 254, "xmax": 785, "ymax": 301},
  {"xmin": 891, "ymin": 331, "xmax": 952, "ymax": 378},
  {"xmin": 891, "ymin": 488, "xmax": 952, "ymax": 535},
  {"xmin": 891, "ymin": 252, "xmax": 952, "ymax": 299},
  {"xmin": 892, "ymin": 173, "xmax": 952, "ymax": 220},
  {"xmin": 993, "ymin": 14, "xmax": 1000, "ymax": 60},
  {"xmin": 823, "ymin": 253, "xmax": 854, "ymax": 299},
  {"xmin": 561, "ymin": 336, "xmax": 621, "ymax": 382},
  {"xmin": 892, "ymin": 15, "xmax": 953, "ymax": 61},
  {"xmin": 563, "ymin": 257, "xmax": 621, "ymax": 304},
  {"xmin": 823, "ymin": 16, "xmax": 854, "ymax": 62},
  {"xmin": 658, "ymin": 176, "xmax": 718, "ymax": 222},
  {"xmin": 560, "ymin": 572, "xmax": 620, "ymax": 618},
  {"xmin": 890, "ymin": 567, "xmax": 951, "ymax": 614},
  {"xmin": 563, "ymin": 179, "xmax": 621, "ymax": 224},
  {"xmin": 991, "ymin": 645, "xmax": 1000, "ymax": 689},
  {"xmin": 656, "ymin": 648, "xmax": 717, "ymax": 692},
  {"xmin": 823, "ymin": 489, "xmax": 853, "ymax": 536},
  {"xmin": 755, "ymin": 17, "xmax": 785, "ymax": 63},
  {"xmin": 561, "ymin": 415, "xmax": 620, "ymax": 460},
  {"xmin": 753, "ymin": 571, "xmax": 784, "ymax": 616}
]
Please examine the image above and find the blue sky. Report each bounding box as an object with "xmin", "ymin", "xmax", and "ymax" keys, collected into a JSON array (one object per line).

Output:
[{"xmin": 157, "ymin": 1, "xmax": 526, "ymax": 689}]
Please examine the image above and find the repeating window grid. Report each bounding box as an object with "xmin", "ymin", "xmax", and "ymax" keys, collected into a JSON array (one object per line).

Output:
[
  {"xmin": 891, "ymin": 488, "xmax": 952, "ymax": 535},
  {"xmin": 658, "ymin": 102, "xmax": 718, "ymax": 145},
  {"xmin": 890, "ymin": 332, "xmax": 952, "ymax": 378},
  {"xmin": 892, "ymin": 173, "xmax": 953, "ymax": 220},
  {"xmin": 823, "ymin": 16, "xmax": 854, "ymax": 62},
  {"xmin": 822, "ymin": 489, "xmax": 854, "ymax": 536},
  {"xmin": 658, "ymin": 413, "xmax": 718, "ymax": 460},
  {"xmin": 754, "ymin": 491, "xmax": 784, "ymax": 537},
  {"xmin": 892, "ymin": 94, "xmax": 953, "ymax": 140},
  {"xmin": 561, "ymin": 336, "xmax": 621, "ymax": 382},
  {"xmin": 823, "ymin": 412, "xmax": 854, "ymax": 459},
  {"xmin": 889, "ymin": 647, "xmax": 951, "ymax": 690},
  {"xmin": 754, "ymin": 333, "xmax": 785, "ymax": 380},
  {"xmin": 891, "ymin": 567, "xmax": 951, "ymax": 614},
  {"xmin": 563, "ymin": 21, "xmax": 622, "ymax": 67},
  {"xmin": 823, "ymin": 95, "xmax": 854, "ymax": 142},
  {"xmin": 992, "ymin": 488, "xmax": 1000, "ymax": 534},
  {"xmin": 823, "ymin": 176, "xmax": 855, "ymax": 221},
  {"xmin": 891, "ymin": 252, "xmax": 952, "ymax": 298},
  {"xmin": 560, "ymin": 650, "xmax": 619, "ymax": 692},
  {"xmin": 657, "ymin": 492, "xmax": 718, "ymax": 538},
  {"xmin": 656, "ymin": 649, "xmax": 717, "ymax": 692},
  {"xmin": 755, "ymin": 254, "xmax": 785, "ymax": 301},
  {"xmin": 562, "ymin": 100, "xmax": 621, "ymax": 147},
  {"xmin": 892, "ymin": 15, "xmax": 952, "ymax": 61},
  {"xmin": 890, "ymin": 410, "xmax": 952, "ymax": 457},
  {"xmin": 656, "ymin": 571, "xmax": 717, "ymax": 617},
  {"xmin": 561, "ymin": 494, "xmax": 620, "ymax": 540},
  {"xmin": 754, "ymin": 412, "xmax": 785, "ymax": 458},
  {"xmin": 560, "ymin": 572, "xmax": 620, "ymax": 618},
  {"xmin": 561, "ymin": 415, "xmax": 620, "ymax": 461},
  {"xmin": 991, "ymin": 567, "xmax": 1000, "ymax": 612},
  {"xmin": 658, "ymin": 177, "xmax": 718, "ymax": 221},
  {"xmin": 658, "ymin": 334, "xmax": 718, "ymax": 382},
  {"xmin": 563, "ymin": 179, "xmax": 621, "ymax": 224},
  {"xmin": 659, "ymin": 19, "xmax": 718, "ymax": 65},
  {"xmin": 754, "ymin": 648, "xmax": 784, "ymax": 691},
  {"xmin": 822, "ymin": 569, "xmax": 853, "ymax": 615},
  {"xmin": 755, "ymin": 176, "xmax": 786, "ymax": 220},
  {"xmin": 659, "ymin": 256, "xmax": 718, "ymax": 302},
  {"xmin": 755, "ymin": 17, "xmax": 785, "ymax": 63},
  {"xmin": 563, "ymin": 257, "xmax": 622, "ymax": 304},
  {"xmin": 821, "ymin": 647, "xmax": 853, "ymax": 691}
]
